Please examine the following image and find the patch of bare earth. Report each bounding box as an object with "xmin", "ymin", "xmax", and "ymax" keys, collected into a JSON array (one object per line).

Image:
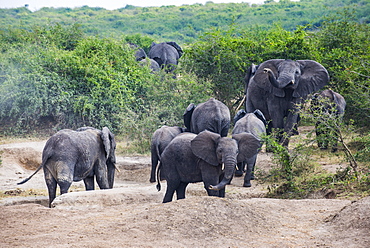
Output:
[{"xmin": 0, "ymin": 132, "xmax": 369, "ymax": 247}]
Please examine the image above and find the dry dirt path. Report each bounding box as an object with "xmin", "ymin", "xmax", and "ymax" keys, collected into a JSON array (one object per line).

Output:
[{"xmin": 0, "ymin": 139, "xmax": 369, "ymax": 247}]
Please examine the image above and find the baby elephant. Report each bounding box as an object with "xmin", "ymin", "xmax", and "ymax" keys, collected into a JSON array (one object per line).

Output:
[
  {"xmin": 18, "ymin": 127, "xmax": 116, "ymax": 207},
  {"xmin": 149, "ymin": 125, "xmax": 184, "ymax": 183},
  {"xmin": 312, "ymin": 89, "xmax": 346, "ymax": 152},
  {"xmin": 232, "ymin": 109, "xmax": 266, "ymax": 187},
  {"xmin": 157, "ymin": 130, "xmax": 261, "ymax": 203}
]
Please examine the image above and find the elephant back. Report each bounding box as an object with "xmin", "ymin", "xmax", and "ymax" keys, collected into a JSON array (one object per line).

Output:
[
  {"xmin": 232, "ymin": 113, "xmax": 266, "ymax": 140},
  {"xmin": 190, "ymin": 98, "xmax": 230, "ymax": 137}
]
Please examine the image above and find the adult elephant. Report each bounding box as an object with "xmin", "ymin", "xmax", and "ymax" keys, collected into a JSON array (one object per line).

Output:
[
  {"xmin": 17, "ymin": 127, "xmax": 117, "ymax": 207},
  {"xmin": 149, "ymin": 125, "xmax": 185, "ymax": 183},
  {"xmin": 157, "ymin": 130, "xmax": 261, "ymax": 203},
  {"xmin": 245, "ymin": 59, "xmax": 329, "ymax": 147},
  {"xmin": 148, "ymin": 41, "xmax": 183, "ymax": 73},
  {"xmin": 183, "ymin": 98, "xmax": 230, "ymax": 137},
  {"xmin": 232, "ymin": 109, "xmax": 266, "ymax": 187},
  {"xmin": 312, "ymin": 89, "xmax": 346, "ymax": 152}
]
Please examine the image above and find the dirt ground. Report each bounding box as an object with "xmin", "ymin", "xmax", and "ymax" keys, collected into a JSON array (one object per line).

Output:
[{"xmin": 0, "ymin": 131, "xmax": 369, "ymax": 247}]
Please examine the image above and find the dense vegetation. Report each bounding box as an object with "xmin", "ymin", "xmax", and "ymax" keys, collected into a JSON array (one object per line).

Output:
[
  {"xmin": 0, "ymin": 0, "xmax": 368, "ymax": 43},
  {"xmin": 0, "ymin": 0, "xmax": 369, "ymax": 197}
]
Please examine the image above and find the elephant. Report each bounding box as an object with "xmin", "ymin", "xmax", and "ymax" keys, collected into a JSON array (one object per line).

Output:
[
  {"xmin": 232, "ymin": 109, "xmax": 266, "ymax": 187},
  {"xmin": 17, "ymin": 127, "xmax": 117, "ymax": 207},
  {"xmin": 311, "ymin": 89, "xmax": 346, "ymax": 152},
  {"xmin": 139, "ymin": 57, "xmax": 160, "ymax": 72},
  {"xmin": 157, "ymin": 130, "xmax": 261, "ymax": 203},
  {"xmin": 183, "ymin": 98, "xmax": 231, "ymax": 137},
  {"xmin": 131, "ymin": 44, "xmax": 161, "ymax": 72},
  {"xmin": 245, "ymin": 59, "xmax": 329, "ymax": 147},
  {"xmin": 148, "ymin": 41, "xmax": 183, "ymax": 73},
  {"xmin": 149, "ymin": 125, "xmax": 185, "ymax": 183}
]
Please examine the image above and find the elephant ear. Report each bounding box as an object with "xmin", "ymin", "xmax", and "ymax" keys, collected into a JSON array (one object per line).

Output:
[
  {"xmin": 234, "ymin": 109, "xmax": 247, "ymax": 125},
  {"xmin": 332, "ymin": 91, "xmax": 346, "ymax": 115},
  {"xmin": 101, "ymin": 127, "xmax": 113, "ymax": 160},
  {"xmin": 150, "ymin": 42, "xmax": 157, "ymax": 49},
  {"xmin": 252, "ymin": 59, "xmax": 286, "ymax": 97},
  {"xmin": 244, "ymin": 63, "xmax": 259, "ymax": 94},
  {"xmin": 191, "ymin": 130, "xmax": 220, "ymax": 166},
  {"xmin": 232, "ymin": 132, "xmax": 261, "ymax": 163},
  {"xmin": 183, "ymin": 103, "xmax": 196, "ymax": 132},
  {"xmin": 166, "ymin": 42, "xmax": 183, "ymax": 58},
  {"xmin": 294, "ymin": 60, "xmax": 329, "ymax": 98}
]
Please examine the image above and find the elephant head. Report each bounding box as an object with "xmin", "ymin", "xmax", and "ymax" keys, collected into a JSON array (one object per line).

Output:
[
  {"xmin": 191, "ymin": 130, "xmax": 260, "ymax": 191},
  {"xmin": 255, "ymin": 59, "xmax": 329, "ymax": 98},
  {"xmin": 312, "ymin": 89, "xmax": 346, "ymax": 116}
]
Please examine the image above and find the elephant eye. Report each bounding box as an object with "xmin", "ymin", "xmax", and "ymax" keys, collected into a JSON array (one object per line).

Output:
[{"xmin": 295, "ymin": 70, "xmax": 300, "ymax": 74}]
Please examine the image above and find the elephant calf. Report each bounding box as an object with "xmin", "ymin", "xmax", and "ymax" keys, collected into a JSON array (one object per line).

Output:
[
  {"xmin": 17, "ymin": 127, "xmax": 117, "ymax": 207},
  {"xmin": 158, "ymin": 130, "xmax": 260, "ymax": 203},
  {"xmin": 149, "ymin": 125, "xmax": 184, "ymax": 183},
  {"xmin": 312, "ymin": 89, "xmax": 346, "ymax": 152},
  {"xmin": 183, "ymin": 98, "xmax": 231, "ymax": 137},
  {"xmin": 232, "ymin": 109, "xmax": 266, "ymax": 187}
]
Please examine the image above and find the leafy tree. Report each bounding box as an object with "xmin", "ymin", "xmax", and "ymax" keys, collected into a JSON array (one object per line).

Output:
[{"xmin": 312, "ymin": 9, "xmax": 370, "ymax": 128}]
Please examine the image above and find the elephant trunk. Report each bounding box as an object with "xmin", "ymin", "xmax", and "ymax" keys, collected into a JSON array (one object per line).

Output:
[
  {"xmin": 264, "ymin": 68, "xmax": 295, "ymax": 89},
  {"xmin": 209, "ymin": 157, "xmax": 236, "ymax": 191},
  {"xmin": 264, "ymin": 68, "xmax": 280, "ymax": 88}
]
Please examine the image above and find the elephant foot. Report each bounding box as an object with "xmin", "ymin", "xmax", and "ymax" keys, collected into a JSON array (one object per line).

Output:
[
  {"xmin": 234, "ymin": 170, "xmax": 243, "ymax": 177},
  {"xmin": 243, "ymin": 182, "xmax": 252, "ymax": 187},
  {"xmin": 149, "ymin": 179, "xmax": 156, "ymax": 183}
]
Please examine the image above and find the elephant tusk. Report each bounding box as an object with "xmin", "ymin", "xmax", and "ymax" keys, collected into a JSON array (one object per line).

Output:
[
  {"xmin": 236, "ymin": 95, "xmax": 246, "ymax": 112},
  {"xmin": 263, "ymin": 68, "xmax": 272, "ymax": 73},
  {"xmin": 209, "ymin": 185, "xmax": 218, "ymax": 190},
  {"xmin": 114, "ymin": 164, "xmax": 121, "ymax": 173}
]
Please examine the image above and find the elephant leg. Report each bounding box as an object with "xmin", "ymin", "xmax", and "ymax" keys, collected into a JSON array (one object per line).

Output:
[
  {"xmin": 218, "ymin": 173, "xmax": 226, "ymax": 197},
  {"xmin": 58, "ymin": 179, "xmax": 72, "ymax": 195},
  {"xmin": 163, "ymin": 180, "xmax": 179, "ymax": 203},
  {"xmin": 283, "ymin": 111, "xmax": 300, "ymax": 147},
  {"xmin": 44, "ymin": 168, "xmax": 57, "ymax": 208},
  {"xmin": 150, "ymin": 151, "xmax": 159, "ymax": 183},
  {"xmin": 316, "ymin": 122, "xmax": 328, "ymax": 149},
  {"xmin": 95, "ymin": 161, "xmax": 110, "ymax": 190},
  {"xmin": 84, "ymin": 176, "xmax": 95, "ymax": 190},
  {"xmin": 234, "ymin": 162, "xmax": 244, "ymax": 177},
  {"xmin": 201, "ymin": 165, "xmax": 222, "ymax": 197},
  {"xmin": 251, "ymin": 164, "xmax": 255, "ymax": 180},
  {"xmin": 176, "ymin": 182, "xmax": 189, "ymax": 200},
  {"xmin": 243, "ymin": 158, "xmax": 256, "ymax": 187}
]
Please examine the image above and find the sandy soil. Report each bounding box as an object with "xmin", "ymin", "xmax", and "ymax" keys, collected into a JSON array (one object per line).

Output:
[{"xmin": 0, "ymin": 135, "xmax": 369, "ymax": 247}]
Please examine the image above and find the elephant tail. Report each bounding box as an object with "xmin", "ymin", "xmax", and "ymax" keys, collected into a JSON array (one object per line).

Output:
[
  {"xmin": 17, "ymin": 164, "xmax": 43, "ymax": 185},
  {"xmin": 156, "ymin": 162, "xmax": 162, "ymax": 191}
]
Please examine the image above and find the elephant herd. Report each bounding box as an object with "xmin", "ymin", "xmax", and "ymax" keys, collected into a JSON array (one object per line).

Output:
[
  {"xmin": 134, "ymin": 41, "xmax": 183, "ymax": 75},
  {"xmin": 151, "ymin": 59, "xmax": 346, "ymax": 203},
  {"xmin": 17, "ymin": 58, "xmax": 346, "ymax": 207}
]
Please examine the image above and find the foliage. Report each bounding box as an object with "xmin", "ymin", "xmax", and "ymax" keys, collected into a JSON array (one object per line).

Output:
[
  {"xmin": 0, "ymin": 0, "xmax": 368, "ymax": 43},
  {"xmin": 0, "ymin": 25, "xmax": 153, "ymax": 133},
  {"xmin": 311, "ymin": 9, "xmax": 370, "ymax": 127}
]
